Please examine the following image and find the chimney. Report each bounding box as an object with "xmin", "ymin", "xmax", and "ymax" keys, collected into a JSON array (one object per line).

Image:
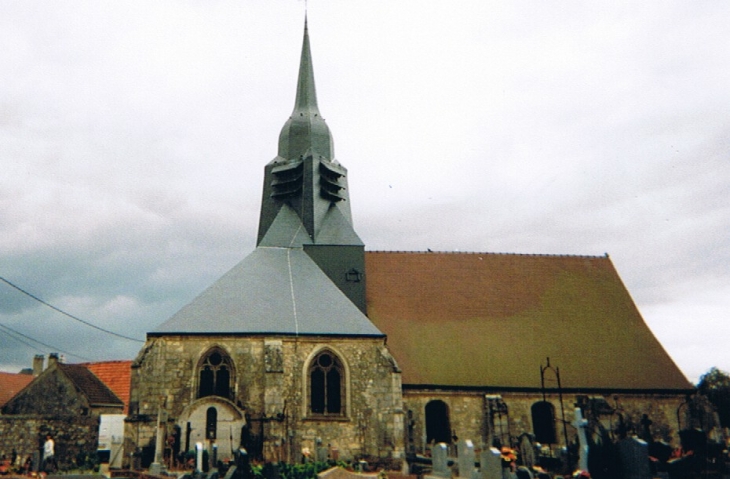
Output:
[
  {"xmin": 33, "ymin": 355, "xmax": 45, "ymax": 376},
  {"xmin": 48, "ymin": 352, "xmax": 59, "ymax": 369}
]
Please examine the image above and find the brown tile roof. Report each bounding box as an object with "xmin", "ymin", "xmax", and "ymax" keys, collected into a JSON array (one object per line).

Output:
[
  {"xmin": 81, "ymin": 360, "xmax": 132, "ymax": 413},
  {"xmin": 58, "ymin": 363, "xmax": 124, "ymax": 408},
  {"xmin": 365, "ymin": 251, "xmax": 693, "ymax": 392},
  {"xmin": 0, "ymin": 371, "xmax": 33, "ymax": 407}
]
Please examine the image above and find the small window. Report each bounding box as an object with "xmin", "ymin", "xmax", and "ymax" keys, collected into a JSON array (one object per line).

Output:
[
  {"xmin": 345, "ymin": 268, "xmax": 362, "ymax": 282},
  {"xmin": 206, "ymin": 407, "xmax": 217, "ymax": 439},
  {"xmin": 198, "ymin": 348, "xmax": 234, "ymax": 400},
  {"xmin": 309, "ymin": 350, "xmax": 344, "ymax": 416}
]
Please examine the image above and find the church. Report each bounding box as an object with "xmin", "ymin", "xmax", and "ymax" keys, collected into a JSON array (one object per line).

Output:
[{"xmin": 125, "ymin": 20, "xmax": 693, "ymax": 468}]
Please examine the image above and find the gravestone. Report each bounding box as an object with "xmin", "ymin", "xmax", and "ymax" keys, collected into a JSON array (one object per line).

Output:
[
  {"xmin": 457, "ymin": 440, "xmax": 475, "ymax": 479},
  {"xmin": 316, "ymin": 446, "xmax": 329, "ymax": 463},
  {"xmin": 479, "ymin": 447, "xmax": 502, "ymax": 479},
  {"xmin": 517, "ymin": 434, "xmax": 535, "ymax": 470},
  {"xmin": 515, "ymin": 466, "xmax": 533, "ymax": 479},
  {"xmin": 430, "ymin": 443, "xmax": 451, "ymax": 478},
  {"xmin": 617, "ymin": 437, "xmax": 652, "ymax": 479},
  {"xmin": 648, "ymin": 440, "xmax": 673, "ymax": 465},
  {"xmin": 230, "ymin": 449, "xmax": 252, "ymax": 479}
]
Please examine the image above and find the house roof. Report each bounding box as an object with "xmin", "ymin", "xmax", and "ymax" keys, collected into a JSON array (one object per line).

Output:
[
  {"xmin": 3, "ymin": 362, "xmax": 123, "ymax": 415},
  {"xmin": 82, "ymin": 360, "xmax": 132, "ymax": 413},
  {"xmin": 152, "ymin": 247, "xmax": 383, "ymax": 337},
  {"xmin": 365, "ymin": 251, "xmax": 693, "ymax": 392},
  {"xmin": 0, "ymin": 371, "xmax": 33, "ymax": 407},
  {"xmin": 58, "ymin": 363, "xmax": 124, "ymax": 408}
]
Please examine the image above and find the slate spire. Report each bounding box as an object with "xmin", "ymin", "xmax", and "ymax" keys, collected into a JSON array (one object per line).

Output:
[
  {"xmin": 258, "ymin": 19, "xmax": 360, "ymax": 246},
  {"xmin": 256, "ymin": 18, "xmax": 367, "ymax": 313},
  {"xmin": 277, "ymin": 17, "xmax": 333, "ymax": 162}
]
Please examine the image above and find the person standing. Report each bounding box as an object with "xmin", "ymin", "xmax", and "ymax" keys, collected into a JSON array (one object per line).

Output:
[{"xmin": 42, "ymin": 435, "xmax": 55, "ymax": 473}]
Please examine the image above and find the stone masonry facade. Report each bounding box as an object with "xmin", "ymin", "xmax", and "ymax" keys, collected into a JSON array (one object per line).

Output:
[
  {"xmin": 126, "ymin": 334, "xmax": 404, "ymax": 467},
  {"xmin": 404, "ymin": 390, "xmax": 687, "ymax": 455}
]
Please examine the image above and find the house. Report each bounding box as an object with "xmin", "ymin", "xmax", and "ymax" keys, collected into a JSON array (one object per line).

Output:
[
  {"xmin": 125, "ymin": 18, "xmax": 693, "ymax": 469},
  {"xmin": 0, "ymin": 353, "xmax": 124, "ymax": 470},
  {"xmin": 81, "ymin": 360, "xmax": 132, "ymax": 467}
]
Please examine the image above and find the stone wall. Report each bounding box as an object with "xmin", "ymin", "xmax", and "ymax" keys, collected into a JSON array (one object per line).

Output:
[
  {"xmin": 0, "ymin": 415, "xmax": 99, "ymax": 470},
  {"xmin": 127, "ymin": 335, "xmax": 404, "ymax": 466},
  {"xmin": 403, "ymin": 389, "xmax": 687, "ymax": 454}
]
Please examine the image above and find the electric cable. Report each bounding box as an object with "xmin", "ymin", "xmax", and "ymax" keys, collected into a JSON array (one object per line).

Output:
[
  {"xmin": 0, "ymin": 276, "xmax": 144, "ymax": 343},
  {"xmin": 0, "ymin": 322, "xmax": 92, "ymax": 361}
]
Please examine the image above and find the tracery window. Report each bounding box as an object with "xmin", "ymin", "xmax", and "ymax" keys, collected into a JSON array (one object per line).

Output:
[
  {"xmin": 309, "ymin": 350, "xmax": 344, "ymax": 416},
  {"xmin": 198, "ymin": 348, "xmax": 234, "ymax": 399}
]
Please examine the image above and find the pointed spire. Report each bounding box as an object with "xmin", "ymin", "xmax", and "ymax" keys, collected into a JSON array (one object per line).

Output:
[
  {"xmin": 293, "ymin": 17, "xmax": 319, "ymax": 115},
  {"xmin": 257, "ymin": 17, "xmax": 366, "ymax": 313},
  {"xmin": 277, "ymin": 18, "xmax": 334, "ymax": 161}
]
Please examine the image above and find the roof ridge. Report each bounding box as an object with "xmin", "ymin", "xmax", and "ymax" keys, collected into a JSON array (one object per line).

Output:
[
  {"xmin": 365, "ymin": 250, "xmax": 610, "ymax": 259},
  {"xmin": 79, "ymin": 359, "xmax": 133, "ymax": 366}
]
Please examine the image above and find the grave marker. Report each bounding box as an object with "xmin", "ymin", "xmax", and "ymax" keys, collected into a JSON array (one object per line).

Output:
[
  {"xmin": 457, "ymin": 440, "xmax": 475, "ymax": 479},
  {"xmin": 479, "ymin": 447, "xmax": 502, "ymax": 479}
]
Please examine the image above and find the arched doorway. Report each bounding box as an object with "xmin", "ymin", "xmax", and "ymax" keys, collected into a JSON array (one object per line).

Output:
[
  {"xmin": 177, "ymin": 397, "xmax": 245, "ymax": 463},
  {"xmin": 426, "ymin": 400, "xmax": 452, "ymax": 444}
]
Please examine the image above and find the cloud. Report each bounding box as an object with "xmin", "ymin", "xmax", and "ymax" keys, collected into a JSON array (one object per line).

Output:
[{"xmin": 1, "ymin": 1, "xmax": 728, "ymax": 384}]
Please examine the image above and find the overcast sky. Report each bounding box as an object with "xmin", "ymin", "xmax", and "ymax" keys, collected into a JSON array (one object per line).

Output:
[{"xmin": 1, "ymin": 1, "xmax": 728, "ymax": 384}]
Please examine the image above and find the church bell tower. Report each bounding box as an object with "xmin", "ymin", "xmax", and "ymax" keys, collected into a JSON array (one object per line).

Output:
[{"xmin": 256, "ymin": 19, "xmax": 367, "ymax": 313}]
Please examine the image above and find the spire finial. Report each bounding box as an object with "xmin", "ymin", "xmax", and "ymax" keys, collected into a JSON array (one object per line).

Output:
[{"xmin": 293, "ymin": 14, "xmax": 318, "ymax": 113}]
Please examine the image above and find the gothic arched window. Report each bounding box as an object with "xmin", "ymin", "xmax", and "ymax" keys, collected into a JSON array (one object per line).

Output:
[
  {"xmin": 309, "ymin": 350, "xmax": 344, "ymax": 416},
  {"xmin": 198, "ymin": 348, "xmax": 234, "ymax": 400}
]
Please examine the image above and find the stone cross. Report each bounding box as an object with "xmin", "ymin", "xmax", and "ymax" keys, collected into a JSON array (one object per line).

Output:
[
  {"xmin": 149, "ymin": 401, "xmax": 168, "ymax": 475},
  {"xmin": 479, "ymin": 447, "xmax": 502, "ymax": 479},
  {"xmin": 572, "ymin": 407, "xmax": 589, "ymax": 473}
]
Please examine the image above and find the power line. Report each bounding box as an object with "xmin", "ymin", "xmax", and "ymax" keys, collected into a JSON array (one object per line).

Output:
[
  {"xmin": 0, "ymin": 322, "xmax": 93, "ymax": 362},
  {"xmin": 0, "ymin": 276, "xmax": 145, "ymax": 343},
  {"xmin": 0, "ymin": 324, "xmax": 43, "ymax": 354}
]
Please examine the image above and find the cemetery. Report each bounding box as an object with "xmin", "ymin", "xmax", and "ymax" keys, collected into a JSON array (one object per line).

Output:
[{"xmin": 109, "ymin": 414, "xmax": 730, "ymax": 479}]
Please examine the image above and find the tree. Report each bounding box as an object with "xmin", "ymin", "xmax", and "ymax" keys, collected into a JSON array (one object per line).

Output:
[{"xmin": 697, "ymin": 367, "xmax": 730, "ymax": 428}]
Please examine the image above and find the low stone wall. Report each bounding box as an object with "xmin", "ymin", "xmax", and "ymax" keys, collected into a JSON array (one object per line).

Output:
[{"xmin": 0, "ymin": 415, "xmax": 100, "ymax": 470}]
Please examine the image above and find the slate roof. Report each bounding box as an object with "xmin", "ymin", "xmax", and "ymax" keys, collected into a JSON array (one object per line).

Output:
[
  {"xmin": 364, "ymin": 251, "xmax": 693, "ymax": 392},
  {"xmin": 152, "ymin": 247, "xmax": 383, "ymax": 337},
  {"xmin": 82, "ymin": 360, "xmax": 132, "ymax": 413},
  {"xmin": 59, "ymin": 363, "xmax": 124, "ymax": 407},
  {"xmin": 0, "ymin": 371, "xmax": 33, "ymax": 407}
]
